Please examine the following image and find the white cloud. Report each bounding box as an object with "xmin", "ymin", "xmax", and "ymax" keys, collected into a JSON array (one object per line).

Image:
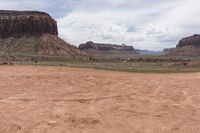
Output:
[{"xmin": 57, "ymin": 0, "xmax": 174, "ymax": 50}]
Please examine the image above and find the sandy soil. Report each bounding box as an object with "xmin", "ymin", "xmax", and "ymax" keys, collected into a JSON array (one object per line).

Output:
[{"xmin": 0, "ymin": 65, "xmax": 200, "ymax": 133}]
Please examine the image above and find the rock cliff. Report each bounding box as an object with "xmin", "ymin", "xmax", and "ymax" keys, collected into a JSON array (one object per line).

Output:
[
  {"xmin": 79, "ymin": 41, "xmax": 135, "ymax": 51},
  {"xmin": 177, "ymin": 34, "xmax": 200, "ymax": 48},
  {"xmin": 0, "ymin": 10, "xmax": 58, "ymax": 38},
  {"xmin": 79, "ymin": 41, "xmax": 138, "ymax": 58},
  {"xmin": 0, "ymin": 10, "xmax": 86, "ymax": 59},
  {"xmin": 166, "ymin": 34, "xmax": 200, "ymax": 56}
]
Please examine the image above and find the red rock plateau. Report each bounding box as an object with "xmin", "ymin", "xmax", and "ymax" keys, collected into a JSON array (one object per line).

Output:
[
  {"xmin": 167, "ymin": 34, "xmax": 200, "ymax": 56},
  {"xmin": 0, "ymin": 10, "xmax": 86, "ymax": 58}
]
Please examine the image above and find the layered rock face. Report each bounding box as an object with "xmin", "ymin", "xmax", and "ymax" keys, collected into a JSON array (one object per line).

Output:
[
  {"xmin": 79, "ymin": 41, "xmax": 138, "ymax": 58},
  {"xmin": 0, "ymin": 10, "xmax": 58, "ymax": 38},
  {"xmin": 79, "ymin": 41, "xmax": 135, "ymax": 51},
  {"xmin": 177, "ymin": 34, "xmax": 200, "ymax": 48},
  {"xmin": 166, "ymin": 34, "xmax": 200, "ymax": 56},
  {"xmin": 0, "ymin": 10, "xmax": 86, "ymax": 58}
]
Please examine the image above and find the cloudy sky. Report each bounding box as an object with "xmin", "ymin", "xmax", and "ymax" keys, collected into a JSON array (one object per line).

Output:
[{"xmin": 0, "ymin": 0, "xmax": 200, "ymax": 50}]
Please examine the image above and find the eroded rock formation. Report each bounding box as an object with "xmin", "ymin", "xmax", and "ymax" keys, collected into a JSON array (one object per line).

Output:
[
  {"xmin": 79, "ymin": 41, "xmax": 135, "ymax": 51},
  {"xmin": 177, "ymin": 34, "xmax": 200, "ymax": 48},
  {"xmin": 0, "ymin": 10, "xmax": 86, "ymax": 58},
  {"xmin": 0, "ymin": 10, "xmax": 58, "ymax": 38},
  {"xmin": 166, "ymin": 34, "xmax": 200, "ymax": 56},
  {"xmin": 79, "ymin": 41, "xmax": 138, "ymax": 58}
]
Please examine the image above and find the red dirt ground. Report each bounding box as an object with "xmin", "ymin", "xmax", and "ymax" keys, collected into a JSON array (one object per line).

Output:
[{"xmin": 0, "ymin": 65, "xmax": 200, "ymax": 133}]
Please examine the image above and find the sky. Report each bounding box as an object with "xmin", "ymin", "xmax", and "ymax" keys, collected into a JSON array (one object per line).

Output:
[{"xmin": 0, "ymin": 0, "xmax": 200, "ymax": 50}]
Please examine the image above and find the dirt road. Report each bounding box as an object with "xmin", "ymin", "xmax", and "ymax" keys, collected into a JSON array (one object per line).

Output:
[{"xmin": 0, "ymin": 65, "xmax": 200, "ymax": 133}]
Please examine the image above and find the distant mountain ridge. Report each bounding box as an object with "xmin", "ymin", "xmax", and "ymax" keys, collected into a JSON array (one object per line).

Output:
[
  {"xmin": 79, "ymin": 41, "xmax": 139, "ymax": 58},
  {"xmin": 135, "ymin": 49, "xmax": 164, "ymax": 55},
  {"xmin": 79, "ymin": 41, "xmax": 135, "ymax": 51}
]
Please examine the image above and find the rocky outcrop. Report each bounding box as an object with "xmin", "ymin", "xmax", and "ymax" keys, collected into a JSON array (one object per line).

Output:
[
  {"xmin": 0, "ymin": 10, "xmax": 86, "ymax": 59},
  {"xmin": 79, "ymin": 41, "xmax": 135, "ymax": 51},
  {"xmin": 166, "ymin": 34, "xmax": 200, "ymax": 56},
  {"xmin": 177, "ymin": 34, "xmax": 200, "ymax": 48},
  {"xmin": 0, "ymin": 10, "xmax": 58, "ymax": 38},
  {"xmin": 79, "ymin": 41, "xmax": 138, "ymax": 58}
]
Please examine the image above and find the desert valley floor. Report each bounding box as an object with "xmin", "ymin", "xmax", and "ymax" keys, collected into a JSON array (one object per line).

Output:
[{"xmin": 0, "ymin": 65, "xmax": 200, "ymax": 133}]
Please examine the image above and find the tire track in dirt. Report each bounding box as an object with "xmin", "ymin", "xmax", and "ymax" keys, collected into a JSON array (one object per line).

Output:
[{"xmin": 0, "ymin": 65, "xmax": 200, "ymax": 133}]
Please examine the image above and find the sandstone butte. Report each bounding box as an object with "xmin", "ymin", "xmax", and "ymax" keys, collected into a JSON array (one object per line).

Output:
[{"xmin": 0, "ymin": 10, "xmax": 86, "ymax": 58}]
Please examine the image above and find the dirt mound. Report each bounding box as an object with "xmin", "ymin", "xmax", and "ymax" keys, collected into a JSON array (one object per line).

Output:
[{"xmin": 0, "ymin": 34, "xmax": 86, "ymax": 57}]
